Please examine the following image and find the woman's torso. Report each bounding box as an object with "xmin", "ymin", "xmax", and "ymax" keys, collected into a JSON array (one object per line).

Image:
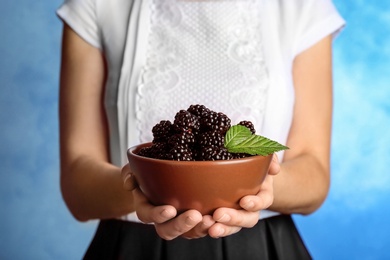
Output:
[{"xmin": 57, "ymin": 0, "xmax": 345, "ymax": 221}]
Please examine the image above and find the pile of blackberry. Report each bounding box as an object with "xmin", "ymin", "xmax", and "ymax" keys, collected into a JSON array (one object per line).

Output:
[{"xmin": 137, "ymin": 104, "xmax": 256, "ymax": 161}]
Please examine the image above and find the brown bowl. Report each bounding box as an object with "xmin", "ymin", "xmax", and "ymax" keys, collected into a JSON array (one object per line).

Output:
[{"xmin": 127, "ymin": 142, "xmax": 273, "ymax": 215}]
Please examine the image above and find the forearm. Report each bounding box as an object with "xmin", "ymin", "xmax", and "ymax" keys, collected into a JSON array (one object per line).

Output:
[
  {"xmin": 268, "ymin": 36, "xmax": 333, "ymax": 215},
  {"xmin": 58, "ymin": 25, "xmax": 134, "ymax": 221},
  {"xmin": 268, "ymin": 153, "xmax": 330, "ymax": 215},
  {"xmin": 61, "ymin": 156, "xmax": 134, "ymax": 221}
]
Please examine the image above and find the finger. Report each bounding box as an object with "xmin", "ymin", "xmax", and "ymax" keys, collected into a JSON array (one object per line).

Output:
[
  {"xmin": 120, "ymin": 164, "xmax": 131, "ymax": 181},
  {"xmin": 240, "ymin": 175, "xmax": 274, "ymax": 211},
  {"xmin": 121, "ymin": 164, "xmax": 138, "ymax": 191},
  {"xmin": 155, "ymin": 210, "xmax": 203, "ymax": 240},
  {"xmin": 133, "ymin": 188, "xmax": 176, "ymax": 224},
  {"xmin": 268, "ymin": 154, "xmax": 280, "ymax": 175},
  {"xmin": 182, "ymin": 215, "xmax": 215, "ymax": 239},
  {"xmin": 213, "ymin": 208, "xmax": 259, "ymax": 229},
  {"xmin": 123, "ymin": 173, "xmax": 137, "ymax": 191},
  {"xmin": 208, "ymin": 222, "xmax": 242, "ymax": 238}
]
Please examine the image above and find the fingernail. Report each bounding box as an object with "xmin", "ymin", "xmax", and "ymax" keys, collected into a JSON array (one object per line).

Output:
[
  {"xmin": 244, "ymin": 200, "xmax": 255, "ymax": 209},
  {"xmin": 160, "ymin": 209, "xmax": 173, "ymax": 218},
  {"xmin": 123, "ymin": 174, "xmax": 136, "ymax": 190},
  {"xmin": 185, "ymin": 216, "xmax": 196, "ymax": 226},
  {"xmin": 216, "ymin": 214, "xmax": 230, "ymax": 222},
  {"xmin": 123, "ymin": 173, "xmax": 131, "ymax": 183},
  {"xmin": 215, "ymin": 227, "xmax": 225, "ymax": 237}
]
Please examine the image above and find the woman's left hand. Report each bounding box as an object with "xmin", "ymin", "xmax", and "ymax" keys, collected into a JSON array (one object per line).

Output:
[{"xmin": 207, "ymin": 154, "xmax": 280, "ymax": 238}]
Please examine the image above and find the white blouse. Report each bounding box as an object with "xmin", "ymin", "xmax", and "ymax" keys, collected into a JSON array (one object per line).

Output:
[
  {"xmin": 57, "ymin": 0, "xmax": 345, "ymax": 221},
  {"xmin": 136, "ymin": 0, "xmax": 270, "ymax": 144}
]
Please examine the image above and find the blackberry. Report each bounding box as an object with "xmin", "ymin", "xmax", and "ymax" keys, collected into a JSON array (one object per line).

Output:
[
  {"xmin": 137, "ymin": 104, "xmax": 258, "ymax": 161},
  {"xmin": 187, "ymin": 104, "xmax": 210, "ymax": 118},
  {"xmin": 168, "ymin": 132, "xmax": 196, "ymax": 147},
  {"xmin": 200, "ymin": 146, "xmax": 233, "ymax": 161},
  {"xmin": 149, "ymin": 142, "xmax": 170, "ymax": 159},
  {"xmin": 168, "ymin": 144, "xmax": 193, "ymax": 161},
  {"xmin": 200, "ymin": 111, "xmax": 231, "ymax": 134},
  {"xmin": 238, "ymin": 121, "xmax": 256, "ymax": 134},
  {"xmin": 137, "ymin": 147, "xmax": 153, "ymax": 158},
  {"xmin": 173, "ymin": 110, "xmax": 200, "ymax": 134},
  {"xmin": 198, "ymin": 130, "xmax": 224, "ymax": 148},
  {"xmin": 137, "ymin": 143, "xmax": 169, "ymax": 159},
  {"xmin": 232, "ymin": 153, "xmax": 252, "ymax": 159},
  {"xmin": 152, "ymin": 120, "xmax": 173, "ymax": 143},
  {"xmin": 191, "ymin": 147, "xmax": 202, "ymax": 161}
]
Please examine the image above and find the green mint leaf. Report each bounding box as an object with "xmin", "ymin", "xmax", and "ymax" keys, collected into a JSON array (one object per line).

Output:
[
  {"xmin": 224, "ymin": 125, "xmax": 289, "ymax": 156},
  {"xmin": 224, "ymin": 125, "xmax": 252, "ymax": 148}
]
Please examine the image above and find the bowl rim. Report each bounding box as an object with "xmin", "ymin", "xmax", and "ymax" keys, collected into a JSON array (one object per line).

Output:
[{"xmin": 127, "ymin": 142, "xmax": 272, "ymax": 166}]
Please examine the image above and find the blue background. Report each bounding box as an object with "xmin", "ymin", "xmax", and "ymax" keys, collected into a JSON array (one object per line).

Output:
[{"xmin": 1, "ymin": 0, "xmax": 389, "ymax": 259}]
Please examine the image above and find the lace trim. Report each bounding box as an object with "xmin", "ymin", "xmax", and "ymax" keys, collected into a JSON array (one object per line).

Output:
[
  {"xmin": 227, "ymin": 1, "xmax": 269, "ymax": 127},
  {"xmin": 136, "ymin": 0, "xmax": 269, "ymax": 142}
]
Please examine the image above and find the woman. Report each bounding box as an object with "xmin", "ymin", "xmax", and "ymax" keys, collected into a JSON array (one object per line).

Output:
[{"xmin": 57, "ymin": 0, "xmax": 344, "ymax": 258}]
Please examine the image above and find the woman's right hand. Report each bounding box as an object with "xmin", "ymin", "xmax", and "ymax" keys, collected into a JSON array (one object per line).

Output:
[
  {"xmin": 134, "ymin": 188, "xmax": 216, "ymax": 240},
  {"xmin": 121, "ymin": 164, "xmax": 215, "ymax": 240}
]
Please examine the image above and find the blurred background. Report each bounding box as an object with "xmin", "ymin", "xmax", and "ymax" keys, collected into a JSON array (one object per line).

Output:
[{"xmin": 1, "ymin": 0, "xmax": 389, "ymax": 259}]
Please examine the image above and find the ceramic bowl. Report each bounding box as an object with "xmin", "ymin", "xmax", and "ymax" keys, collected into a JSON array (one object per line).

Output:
[{"xmin": 127, "ymin": 142, "xmax": 273, "ymax": 215}]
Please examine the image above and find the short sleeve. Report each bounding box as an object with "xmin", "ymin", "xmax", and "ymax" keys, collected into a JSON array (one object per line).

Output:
[
  {"xmin": 56, "ymin": 0, "xmax": 102, "ymax": 49},
  {"xmin": 288, "ymin": 0, "xmax": 345, "ymax": 57}
]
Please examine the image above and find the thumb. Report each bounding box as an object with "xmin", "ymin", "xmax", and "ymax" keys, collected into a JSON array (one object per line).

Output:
[
  {"xmin": 121, "ymin": 164, "xmax": 137, "ymax": 191},
  {"xmin": 268, "ymin": 154, "xmax": 281, "ymax": 175}
]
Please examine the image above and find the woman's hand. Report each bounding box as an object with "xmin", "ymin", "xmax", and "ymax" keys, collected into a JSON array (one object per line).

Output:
[
  {"xmin": 122, "ymin": 163, "xmax": 213, "ymax": 240},
  {"xmin": 208, "ymin": 154, "xmax": 280, "ymax": 238},
  {"xmin": 121, "ymin": 154, "xmax": 280, "ymax": 240},
  {"xmin": 133, "ymin": 188, "xmax": 216, "ymax": 240}
]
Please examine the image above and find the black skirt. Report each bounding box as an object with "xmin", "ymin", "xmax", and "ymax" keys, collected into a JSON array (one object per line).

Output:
[{"xmin": 84, "ymin": 215, "xmax": 311, "ymax": 260}]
